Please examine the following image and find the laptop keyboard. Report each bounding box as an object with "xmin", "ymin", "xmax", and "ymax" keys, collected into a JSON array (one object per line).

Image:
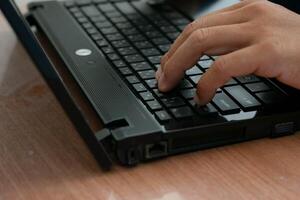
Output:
[{"xmin": 65, "ymin": 0, "xmax": 287, "ymax": 123}]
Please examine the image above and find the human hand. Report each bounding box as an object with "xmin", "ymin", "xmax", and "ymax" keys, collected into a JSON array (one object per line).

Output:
[{"xmin": 156, "ymin": 0, "xmax": 300, "ymax": 105}]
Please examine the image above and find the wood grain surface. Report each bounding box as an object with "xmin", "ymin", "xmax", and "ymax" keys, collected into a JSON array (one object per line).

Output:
[{"xmin": 1, "ymin": 1, "xmax": 300, "ymax": 200}]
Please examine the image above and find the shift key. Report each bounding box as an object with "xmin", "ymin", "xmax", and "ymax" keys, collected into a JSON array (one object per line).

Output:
[
  {"xmin": 212, "ymin": 93, "xmax": 240, "ymax": 114},
  {"xmin": 225, "ymin": 85, "xmax": 261, "ymax": 111}
]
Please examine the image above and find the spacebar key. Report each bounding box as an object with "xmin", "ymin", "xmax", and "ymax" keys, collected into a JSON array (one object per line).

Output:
[{"xmin": 212, "ymin": 93, "xmax": 240, "ymax": 114}]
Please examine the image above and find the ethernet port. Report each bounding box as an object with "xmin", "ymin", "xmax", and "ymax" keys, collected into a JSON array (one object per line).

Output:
[{"xmin": 145, "ymin": 142, "xmax": 168, "ymax": 159}]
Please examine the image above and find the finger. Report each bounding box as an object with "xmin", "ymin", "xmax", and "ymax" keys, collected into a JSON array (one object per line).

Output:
[
  {"xmin": 161, "ymin": 0, "xmax": 264, "ymax": 66},
  {"xmin": 162, "ymin": 10, "xmax": 247, "ymax": 65},
  {"xmin": 158, "ymin": 24, "xmax": 251, "ymax": 92},
  {"xmin": 195, "ymin": 44, "xmax": 270, "ymax": 105}
]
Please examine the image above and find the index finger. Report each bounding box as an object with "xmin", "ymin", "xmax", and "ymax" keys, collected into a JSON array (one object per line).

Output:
[{"xmin": 158, "ymin": 25, "xmax": 250, "ymax": 92}]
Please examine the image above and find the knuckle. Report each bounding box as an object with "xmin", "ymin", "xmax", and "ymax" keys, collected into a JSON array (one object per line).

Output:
[
  {"xmin": 212, "ymin": 58, "xmax": 231, "ymax": 81},
  {"xmin": 248, "ymin": 1, "xmax": 269, "ymax": 14},
  {"xmin": 261, "ymin": 40, "xmax": 282, "ymax": 59}
]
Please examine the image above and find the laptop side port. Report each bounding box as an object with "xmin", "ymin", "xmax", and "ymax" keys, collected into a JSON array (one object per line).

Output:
[{"xmin": 145, "ymin": 142, "xmax": 168, "ymax": 159}]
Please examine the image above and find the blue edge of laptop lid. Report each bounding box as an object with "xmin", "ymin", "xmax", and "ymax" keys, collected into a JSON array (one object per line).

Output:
[{"xmin": 0, "ymin": 0, "xmax": 113, "ymax": 170}]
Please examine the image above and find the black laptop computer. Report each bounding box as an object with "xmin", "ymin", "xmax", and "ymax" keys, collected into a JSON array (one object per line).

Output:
[{"xmin": 1, "ymin": 0, "xmax": 300, "ymax": 170}]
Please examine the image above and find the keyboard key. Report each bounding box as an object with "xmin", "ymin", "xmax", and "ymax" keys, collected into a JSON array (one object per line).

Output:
[
  {"xmin": 140, "ymin": 91, "xmax": 155, "ymax": 101},
  {"xmin": 145, "ymin": 79, "xmax": 158, "ymax": 88},
  {"xmin": 225, "ymin": 79, "xmax": 238, "ymax": 86},
  {"xmin": 179, "ymin": 79, "xmax": 193, "ymax": 89},
  {"xmin": 198, "ymin": 103, "xmax": 218, "ymax": 115},
  {"xmin": 76, "ymin": 0, "xmax": 92, "ymax": 6},
  {"xmin": 190, "ymin": 75, "xmax": 202, "ymax": 84},
  {"xmin": 245, "ymin": 82, "xmax": 270, "ymax": 93},
  {"xmin": 98, "ymin": 3, "xmax": 116, "ymax": 12},
  {"xmin": 101, "ymin": 27, "xmax": 118, "ymax": 34},
  {"xmin": 155, "ymin": 110, "xmax": 171, "ymax": 122},
  {"xmin": 148, "ymin": 56, "xmax": 162, "ymax": 64},
  {"xmin": 110, "ymin": 16, "xmax": 127, "ymax": 23},
  {"xmin": 147, "ymin": 100, "xmax": 162, "ymax": 111},
  {"xmin": 161, "ymin": 97, "xmax": 185, "ymax": 108},
  {"xmin": 77, "ymin": 17, "xmax": 88, "ymax": 23},
  {"xmin": 141, "ymin": 48, "xmax": 161, "ymax": 57},
  {"xmin": 160, "ymin": 26, "xmax": 177, "ymax": 33},
  {"xmin": 96, "ymin": 39, "xmax": 108, "ymax": 47},
  {"xmin": 134, "ymin": 41, "xmax": 153, "ymax": 49},
  {"xmin": 127, "ymin": 34, "xmax": 146, "ymax": 42},
  {"xmin": 131, "ymin": 62, "xmax": 152, "ymax": 71},
  {"xmin": 138, "ymin": 70, "xmax": 156, "ymax": 79},
  {"xmin": 113, "ymin": 60, "xmax": 126, "ymax": 68},
  {"xmin": 90, "ymin": 15, "xmax": 106, "ymax": 22},
  {"xmin": 151, "ymin": 38, "xmax": 170, "ymax": 45},
  {"xmin": 256, "ymin": 91, "xmax": 285, "ymax": 105},
  {"xmin": 212, "ymin": 93, "xmax": 240, "ymax": 114},
  {"xmin": 237, "ymin": 75, "xmax": 260, "ymax": 84},
  {"xmin": 107, "ymin": 53, "xmax": 119, "ymax": 60},
  {"xmin": 119, "ymin": 67, "xmax": 132, "ymax": 75},
  {"xmin": 186, "ymin": 66, "xmax": 202, "ymax": 76},
  {"xmin": 101, "ymin": 46, "xmax": 114, "ymax": 53},
  {"xmin": 171, "ymin": 107, "xmax": 194, "ymax": 119},
  {"xmin": 115, "ymin": 22, "xmax": 132, "ymax": 29},
  {"xmin": 95, "ymin": 21, "xmax": 112, "ymax": 28},
  {"xmin": 122, "ymin": 28, "xmax": 139, "ymax": 35},
  {"xmin": 126, "ymin": 75, "xmax": 139, "ymax": 84},
  {"xmin": 106, "ymin": 33, "xmax": 124, "ymax": 41},
  {"xmin": 117, "ymin": 47, "xmax": 137, "ymax": 56},
  {"xmin": 124, "ymin": 54, "xmax": 145, "ymax": 63},
  {"xmin": 167, "ymin": 32, "xmax": 180, "ymax": 40},
  {"xmin": 158, "ymin": 44, "xmax": 171, "ymax": 53},
  {"xmin": 105, "ymin": 11, "xmax": 122, "ymax": 18},
  {"xmin": 145, "ymin": 31, "xmax": 163, "ymax": 38},
  {"xmin": 200, "ymin": 55, "xmax": 211, "ymax": 60},
  {"xmin": 198, "ymin": 60, "xmax": 214, "ymax": 69},
  {"xmin": 133, "ymin": 83, "xmax": 147, "ymax": 92},
  {"xmin": 225, "ymin": 85, "xmax": 261, "ymax": 111},
  {"xmin": 91, "ymin": 33, "xmax": 103, "ymax": 41},
  {"xmin": 86, "ymin": 28, "xmax": 98, "ymax": 34},
  {"xmin": 111, "ymin": 40, "xmax": 130, "ymax": 48},
  {"xmin": 181, "ymin": 89, "xmax": 196, "ymax": 100}
]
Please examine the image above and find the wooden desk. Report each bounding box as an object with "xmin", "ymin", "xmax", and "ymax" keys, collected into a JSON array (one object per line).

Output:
[{"xmin": 1, "ymin": 2, "xmax": 300, "ymax": 200}]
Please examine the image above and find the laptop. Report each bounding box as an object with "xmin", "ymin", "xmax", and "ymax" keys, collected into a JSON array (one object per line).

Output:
[{"xmin": 1, "ymin": 0, "xmax": 300, "ymax": 170}]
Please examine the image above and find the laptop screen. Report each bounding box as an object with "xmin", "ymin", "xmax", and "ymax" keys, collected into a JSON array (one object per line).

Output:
[{"xmin": 0, "ymin": 0, "xmax": 58, "ymax": 79}]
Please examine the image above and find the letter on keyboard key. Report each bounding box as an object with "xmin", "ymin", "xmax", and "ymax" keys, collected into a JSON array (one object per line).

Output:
[
  {"xmin": 212, "ymin": 93, "xmax": 240, "ymax": 114},
  {"xmin": 225, "ymin": 85, "xmax": 261, "ymax": 111}
]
